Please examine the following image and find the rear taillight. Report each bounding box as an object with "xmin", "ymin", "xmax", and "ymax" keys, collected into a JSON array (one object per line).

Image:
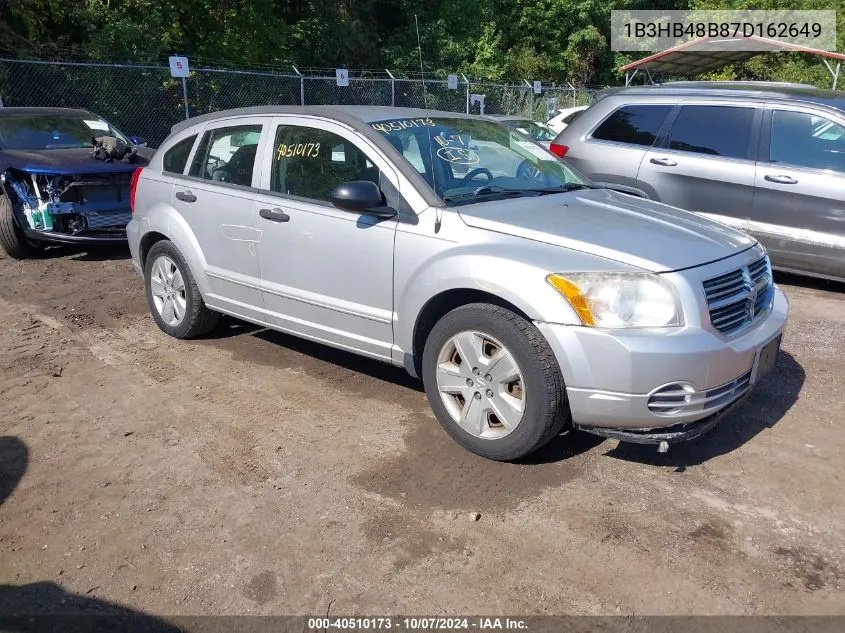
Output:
[
  {"xmin": 549, "ymin": 143, "xmax": 569, "ymax": 158},
  {"xmin": 130, "ymin": 167, "xmax": 144, "ymax": 214}
]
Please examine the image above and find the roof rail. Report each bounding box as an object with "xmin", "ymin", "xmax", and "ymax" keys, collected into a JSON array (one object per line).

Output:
[{"xmin": 657, "ymin": 80, "xmax": 817, "ymax": 89}]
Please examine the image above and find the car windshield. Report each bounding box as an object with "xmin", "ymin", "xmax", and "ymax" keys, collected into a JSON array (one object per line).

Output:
[
  {"xmin": 0, "ymin": 113, "xmax": 127, "ymax": 150},
  {"xmin": 370, "ymin": 116, "xmax": 586, "ymax": 205},
  {"xmin": 500, "ymin": 119, "xmax": 555, "ymax": 141}
]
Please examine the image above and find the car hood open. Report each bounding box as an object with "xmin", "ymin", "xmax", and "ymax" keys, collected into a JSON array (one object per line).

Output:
[
  {"xmin": 457, "ymin": 188, "xmax": 757, "ymax": 273},
  {"xmin": 0, "ymin": 147, "xmax": 151, "ymax": 175}
]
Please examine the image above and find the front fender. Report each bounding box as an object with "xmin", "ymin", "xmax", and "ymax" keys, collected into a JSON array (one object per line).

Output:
[{"xmin": 393, "ymin": 236, "xmax": 623, "ymax": 356}]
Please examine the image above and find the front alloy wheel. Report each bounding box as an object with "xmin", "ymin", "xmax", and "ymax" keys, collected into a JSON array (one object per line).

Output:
[
  {"xmin": 422, "ymin": 303, "xmax": 569, "ymax": 461},
  {"xmin": 435, "ymin": 331, "xmax": 525, "ymax": 439}
]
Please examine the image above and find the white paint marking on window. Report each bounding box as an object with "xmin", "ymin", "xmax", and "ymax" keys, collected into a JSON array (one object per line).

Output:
[{"xmin": 83, "ymin": 119, "xmax": 110, "ymax": 131}]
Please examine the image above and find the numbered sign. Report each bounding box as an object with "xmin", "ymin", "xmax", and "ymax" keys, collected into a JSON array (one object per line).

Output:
[
  {"xmin": 336, "ymin": 68, "xmax": 349, "ymax": 87},
  {"xmin": 447, "ymin": 74, "xmax": 458, "ymax": 90},
  {"xmin": 169, "ymin": 56, "xmax": 190, "ymax": 78},
  {"xmin": 533, "ymin": 80, "xmax": 542, "ymax": 94}
]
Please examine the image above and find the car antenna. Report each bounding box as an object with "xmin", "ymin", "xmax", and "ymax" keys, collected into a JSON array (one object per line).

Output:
[{"xmin": 415, "ymin": 14, "xmax": 443, "ymax": 233}]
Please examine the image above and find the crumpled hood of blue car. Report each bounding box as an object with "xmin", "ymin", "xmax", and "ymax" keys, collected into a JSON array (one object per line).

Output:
[{"xmin": 0, "ymin": 147, "xmax": 152, "ymax": 175}]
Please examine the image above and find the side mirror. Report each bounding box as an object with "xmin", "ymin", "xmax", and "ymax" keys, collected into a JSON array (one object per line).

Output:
[
  {"xmin": 129, "ymin": 136, "xmax": 147, "ymax": 147},
  {"xmin": 330, "ymin": 181, "xmax": 395, "ymax": 218}
]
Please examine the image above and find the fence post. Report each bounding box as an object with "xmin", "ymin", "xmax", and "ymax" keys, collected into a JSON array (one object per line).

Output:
[
  {"xmin": 292, "ymin": 66, "xmax": 304, "ymax": 105},
  {"xmin": 181, "ymin": 76, "xmax": 189, "ymax": 119},
  {"xmin": 461, "ymin": 74, "xmax": 469, "ymax": 114},
  {"xmin": 385, "ymin": 69, "xmax": 395, "ymax": 106}
]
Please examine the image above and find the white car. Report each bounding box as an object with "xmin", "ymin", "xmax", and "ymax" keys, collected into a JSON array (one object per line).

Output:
[{"xmin": 546, "ymin": 105, "xmax": 589, "ymax": 135}]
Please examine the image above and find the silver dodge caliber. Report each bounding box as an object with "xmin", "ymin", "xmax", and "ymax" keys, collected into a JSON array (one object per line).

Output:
[{"xmin": 128, "ymin": 106, "xmax": 789, "ymax": 461}]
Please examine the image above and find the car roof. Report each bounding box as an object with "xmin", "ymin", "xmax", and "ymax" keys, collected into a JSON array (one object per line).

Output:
[
  {"xmin": 170, "ymin": 105, "xmax": 479, "ymax": 135},
  {"xmin": 0, "ymin": 107, "xmax": 93, "ymax": 117},
  {"xmin": 597, "ymin": 82, "xmax": 845, "ymax": 112}
]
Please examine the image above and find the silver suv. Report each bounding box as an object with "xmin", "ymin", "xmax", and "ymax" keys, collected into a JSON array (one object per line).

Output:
[
  {"xmin": 551, "ymin": 83, "xmax": 845, "ymax": 282},
  {"xmin": 128, "ymin": 106, "xmax": 788, "ymax": 461}
]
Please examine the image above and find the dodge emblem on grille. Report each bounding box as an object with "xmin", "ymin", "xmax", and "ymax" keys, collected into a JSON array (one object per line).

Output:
[{"xmin": 748, "ymin": 280, "xmax": 758, "ymax": 319}]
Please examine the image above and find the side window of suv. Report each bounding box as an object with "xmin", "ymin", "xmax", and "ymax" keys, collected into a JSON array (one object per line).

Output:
[
  {"xmin": 189, "ymin": 124, "xmax": 262, "ymax": 187},
  {"xmin": 591, "ymin": 104, "xmax": 673, "ymax": 147},
  {"xmin": 162, "ymin": 134, "xmax": 197, "ymax": 174},
  {"xmin": 271, "ymin": 126, "xmax": 381, "ymax": 202},
  {"xmin": 666, "ymin": 105, "xmax": 754, "ymax": 159},
  {"xmin": 769, "ymin": 110, "xmax": 845, "ymax": 173}
]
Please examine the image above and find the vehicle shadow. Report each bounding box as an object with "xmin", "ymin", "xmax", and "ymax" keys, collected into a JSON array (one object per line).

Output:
[
  {"xmin": 202, "ymin": 319, "xmax": 804, "ymax": 469},
  {"xmin": 255, "ymin": 328, "xmax": 426, "ymax": 392},
  {"xmin": 204, "ymin": 316, "xmax": 425, "ymax": 393},
  {"xmin": 38, "ymin": 244, "xmax": 131, "ymax": 262},
  {"xmin": 0, "ymin": 581, "xmax": 178, "ymax": 632},
  {"xmin": 0, "ymin": 436, "xmax": 28, "ymax": 506},
  {"xmin": 518, "ymin": 429, "xmax": 607, "ymax": 465},
  {"xmin": 774, "ymin": 270, "xmax": 845, "ymax": 293},
  {"xmin": 606, "ymin": 350, "xmax": 805, "ymax": 468}
]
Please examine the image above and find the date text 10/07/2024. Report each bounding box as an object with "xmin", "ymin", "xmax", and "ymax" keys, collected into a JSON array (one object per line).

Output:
[{"xmin": 306, "ymin": 617, "xmax": 529, "ymax": 630}]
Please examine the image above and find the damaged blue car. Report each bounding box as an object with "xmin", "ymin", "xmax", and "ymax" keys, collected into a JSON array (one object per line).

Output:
[{"xmin": 0, "ymin": 107, "xmax": 152, "ymax": 259}]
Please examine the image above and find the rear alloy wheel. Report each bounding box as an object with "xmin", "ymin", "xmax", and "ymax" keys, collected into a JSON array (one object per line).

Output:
[
  {"xmin": 149, "ymin": 255, "xmax": 188, "ymax": 327},
  {"xmin": 144, "ymin": 240, "xmax": 219, "ymax": 339},
  {"xmin": 422, "ymin": 303, "xmax": 569, "ymax": 461}
]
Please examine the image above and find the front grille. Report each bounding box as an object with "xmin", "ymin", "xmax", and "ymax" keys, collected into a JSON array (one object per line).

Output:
[
  {"xmin": 83, "ymin": 211, "xmax": 132, "ymax": 230},
  {"xmin": 703, "ymin": 255, "xmax": 773, "ymax": 335},
  {"xmin": 647, "ymin": 370, "xmax": 752, "ymax": 416}
]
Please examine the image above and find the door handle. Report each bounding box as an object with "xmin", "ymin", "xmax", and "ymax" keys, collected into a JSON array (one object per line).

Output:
[
  {"xmin": 175, "ymin": 190, "xmax": 197, "ymax": 203},
  {"xmin": 259, "ymin": 207, "xmax": 291, "ymax": 223},
  {"xmin": 650, "ymin": 157, "xmax": 678, "ymax": 167},
  {"xmin": 764, "ymin": 174, "xmax": 798, "ymax": 185}
]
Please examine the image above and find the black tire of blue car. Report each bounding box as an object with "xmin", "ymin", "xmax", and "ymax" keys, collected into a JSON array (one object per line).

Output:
[
  {"xmin": 0, "ymin": 194, "xmax": 40, "ymax": 259},
  {"xmin": 422, "ymin": 303, "xmax": 569, "ymax": 461},
  {"xmin": 144, "ymin": 240, "xmax": 220, "ymax": 339}
]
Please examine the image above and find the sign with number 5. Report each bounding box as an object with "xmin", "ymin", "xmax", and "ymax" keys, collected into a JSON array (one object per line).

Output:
[{"xmin": 169, "ymin": 56, "xmax": 190, "ymax": 78}]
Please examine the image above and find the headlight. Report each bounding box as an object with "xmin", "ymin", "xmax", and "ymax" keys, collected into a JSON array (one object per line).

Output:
[{"xmin": 547, "ymin": 272, "xmax": 682, "ymax": 328}]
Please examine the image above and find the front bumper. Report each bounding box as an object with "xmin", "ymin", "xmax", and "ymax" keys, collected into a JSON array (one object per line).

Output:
[
  {"xmin": 536, "ymin": 286, "xmax": 789, "ymax": 437},
  {"xmin": 24, "ymin": 228, "xmax": 127, "ymax": 246}
]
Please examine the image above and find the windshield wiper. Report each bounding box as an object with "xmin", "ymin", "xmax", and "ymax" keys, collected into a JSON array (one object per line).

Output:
[
  {"xmin": 442, "ymin": 186, "xmax": 527, "ymax": 202},
  {"xmin": 442, "ymin": 182, "xmax": 605, "ymax": 203}
]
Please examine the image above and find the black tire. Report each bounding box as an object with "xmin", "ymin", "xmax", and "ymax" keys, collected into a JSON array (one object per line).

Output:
[
  {"xmin": 0, "ymin": 194, "xmax": 38, "ymax": 259},
  {"xmin": 144, "ymin": 240, "xmax": 219, "ymax": 339},
  {"xmin": 422, "ymin": 303, "xmax": 569, "ymax": 461}
]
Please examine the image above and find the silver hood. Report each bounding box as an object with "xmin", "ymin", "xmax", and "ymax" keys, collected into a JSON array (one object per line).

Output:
[{"xmin": 457, "ymin": 188, "xmax": 757, "ymax": 272}]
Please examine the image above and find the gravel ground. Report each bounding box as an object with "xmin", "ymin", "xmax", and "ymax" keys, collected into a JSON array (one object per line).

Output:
[{"xmin": 0, "ymin": 245, "xmax": 843, "ymax": 618}]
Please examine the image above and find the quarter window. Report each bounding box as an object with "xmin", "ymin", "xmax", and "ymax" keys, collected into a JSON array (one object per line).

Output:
[
  {"xmin": 271, "ymin": 126, "xmax": 381, "ymax": 202},
  {"xmin": 162, "ymin": 134, "xmax": 197, "ymax": 174},
  {"xmin": 189, "ymin": 124, "xmax": 262, "ymax": 187},
  {"xmin": 666, "ymin": 106, "xmax": 754, "ymax": 159},
  {"xmin": 591, "ymin": 105, "xmax": 673, "ymax": 147},
  {"xmin": 769, "ymin": 110, "xmax": 845, "ymax": 173}
]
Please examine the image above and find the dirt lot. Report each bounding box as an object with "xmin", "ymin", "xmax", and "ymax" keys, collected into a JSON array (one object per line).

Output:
[{"xmin": 0, "ymin": 245, "xmax": 844, "ymax": 618}]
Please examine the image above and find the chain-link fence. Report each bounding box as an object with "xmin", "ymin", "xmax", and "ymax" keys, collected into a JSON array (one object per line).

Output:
[{"xmin": 0, "ymin": 59, "xmax": 603, "ymax": 147}]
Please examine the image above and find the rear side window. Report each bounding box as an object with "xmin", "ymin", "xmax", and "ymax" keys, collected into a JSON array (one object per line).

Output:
[
  {"xmin": 769, "ymin": 110, "xmax": 845, "ymax": 172},
  {"xmin": 162, "ymin": 134, "xmax": 196, "ymax": 174},
  {"xmin": 270, "ymin": 125, "xmax": 380, "ymax": 202},
  {"xmin": 189, "ymin": 124, "xmax": 262, "ymax": 187},
  {"xmin": 591, "ymin": 105, "xmax": 672, "ymax": 147},
  {"xmin": 666, "ymin": 106, "xmax": 754, "ymax": 159}
]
